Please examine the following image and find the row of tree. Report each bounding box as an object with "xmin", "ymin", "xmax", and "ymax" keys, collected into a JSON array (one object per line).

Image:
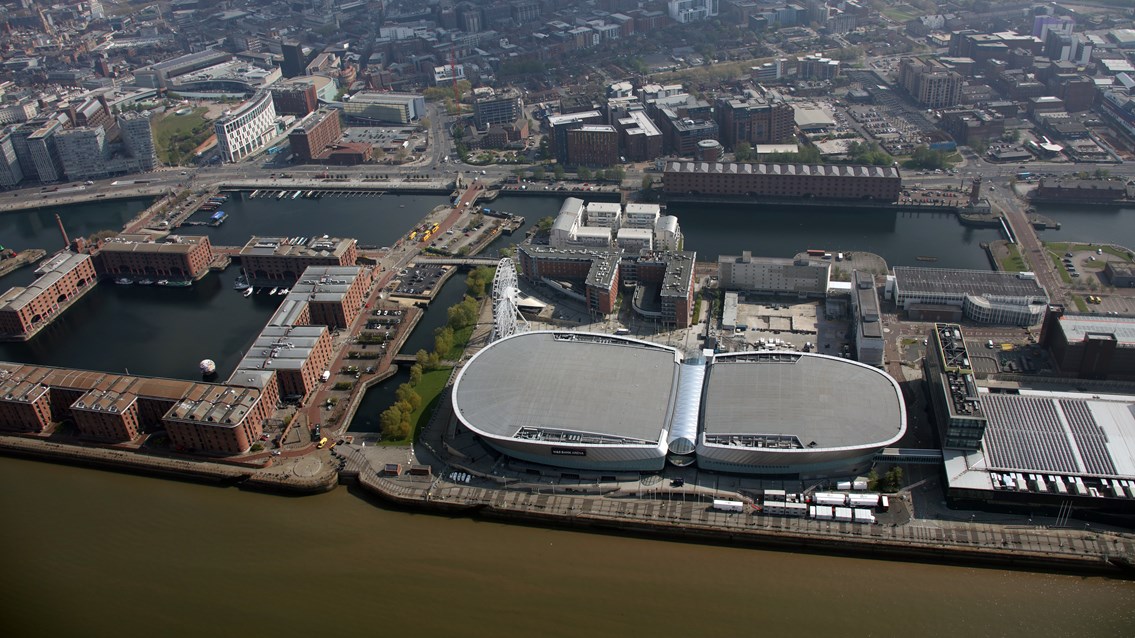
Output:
[{"xmin": 576, "ymin": 166, "xmax": 625, "ymax": 182}]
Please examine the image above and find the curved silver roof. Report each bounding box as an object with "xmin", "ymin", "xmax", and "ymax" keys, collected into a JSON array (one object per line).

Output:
[
  {"xmin": 453, "ymin": 332, "xmax": 681, "ymax": 445},
  {"xmin": 702, "ymin": 352, "xmax": 905, "ymax": 451}
]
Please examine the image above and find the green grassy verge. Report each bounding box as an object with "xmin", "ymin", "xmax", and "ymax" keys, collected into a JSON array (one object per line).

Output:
[
  {"xmin": 1102, "ymin": 246, "xmax": 1134, "ymax": 262},
  {"xmin": 999, "ymin": 244, "xmax": 1027, "ymax": 272},
  {"xmin": 380, "ymin": 367, "xmax": 452, "ymax": 446},
  {"xmin": 1049, "ymin": 253, "xmax": 1072, "ymax": 284},
  {"xmin": 1071, "ymin": 295, "xmax": 1088, "ymax": 313},
  {"xmin": 444, "ymin": 324, "xmax": 475, "ymax": 361},
  {"xmin": 153, "ymin": 107, "xmax": 212, "ymax": 165}
]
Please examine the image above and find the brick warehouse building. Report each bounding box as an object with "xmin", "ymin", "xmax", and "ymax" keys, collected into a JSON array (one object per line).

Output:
[
  {"xmin": 288, "ymin": 109, "xmax": 343, "ymax": 163},
  {"xmin": 663, "ymin": 161, "xmax": 903, "ymax": 202},
  {"xmin": 0, "ymin": 363, "xmax": 278, "ymax": 454},
  {"xmin": 565, "ymin": 124, "xmax": 619, "ymax": 167},
  {"xmin": 239, "ymin": 236, "xmax": 358, "ymax": 284},
  {"xmin": 96, "ymin": 234, "xmax": 214, "ymax": 280},
  {"xmin": 0, "ymin": 252, "xmax": 97, "ymax": 338},
  {"xmin": 286, "ymin": 266, "xmax": 373, "ymax": 329},
  {"xmin": 517, "ymin": 245, "xmax": 695, "ymax": 327},
  {"xmin": 269, "ymin": 77, "xmax": 319, "ymax": 116}
]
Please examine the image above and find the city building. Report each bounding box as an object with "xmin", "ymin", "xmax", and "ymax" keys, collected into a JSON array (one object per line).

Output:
[
  {"xmin": 850, "ymin": 271, "xmax": 884, "ymax": 367},
  {"xmin": 284, "ymin": 266, "xmax": 373, "ymax": 330},
  {"xmin": 1041, "ymin": 311, "xmax": 1135, "ymax": 380},
  {"xmin": 565, "ymin": 124, "xmax": 618, "ymax": 167},
  {"xmin": 517, "ymin": 244, "xmax": 621, "ymax": 317},
  {"xmin": 0, "ymin": 128, "xmax": 24, "ymax": 187},
  {"xmin": 341, "ymin": 92, "xmax": 426, "ymax": 125},
  {"xmin": 280, "ymin": 40, "xmax": 307, "ymax": 78},
  {"xmin": 473, "ymin": 87, "xmax": 523, "ymax": 129},
  {"xmin": 797, "ymin": 54, "xmax": 840, "ymax": 81},
  {"xmin": 547, "ymin": 198, "xmax": 682, "ymax": 254},
  {"xmin": 716, "ymin": 252, "xmax": 830, "ymax": 297},
  {"xmin": 933, "ymin": 328, "xmax": 1135, "ymax": 515},
  {"xmin": 715, "ymin": 92, "xmax": 795, "ymax": 149},
  {"xmin": 451, "ymin": 332, "xmax": 905, "ymax": 476},
  {"xmin": 288, "ymin": 109, "xmax": 343, "ymax": 163},
  {"xmin": 117, "ymin": 112, "xmax": 157, "ymax": 172},
  {"xmin": 96, "ymin": 234, "xmax": 214, "ymax": 281},
  {"xmin": 239, "ymin": 236, "xmax": 358, "ymax": 284},
  {"xmin": 232, "ymin": 324, "xmax": 333, "ymax": 402},
  {"xmin": 615, "ymin": 110, "xmax": 662, "ymax": 162},
  {"xmin": 546, "ymin": 110, "xmax": 603, "ymax": 164},
  {"xmin": 668, "ymin": 0, "xmax": 718, "ymax": 23},
  {"xmin": 0, "ymin": 252, "xmax": 97, "ymax": 339},
  {"xmin": 0, "ymin": 363, "xmax": 277, "ymax": 454},
  {"xmin": 270, "ymin": 78, "xmax": 319, "ymax": 116},
  {"xmin": 214, "ymin": 91, "xmax": 278, "ymax": 163},
  {"xmin": 26, "ymin": 118, "xmax": 64, "ymax": 183},
  {"xmin": 663, "ymin": 161, "xmax": 903, "ymax": 202},
  {"xmin": 898, "ymin": 58, "xmax": 963, "ymax": 109},
  {"xmin": 134, "ymin": 50, "xmax": 232, "ymax": 88},
  {"xmin": 54, "ymin": 126, "xmax": 106, "ymax": 181},
  {"xmin": 924, "ymin": 323, "xmax": 987, "ymax": 450},
  {"xmin": 888, "ymin": 267, "xmax": 1048, "ymax": 326}
]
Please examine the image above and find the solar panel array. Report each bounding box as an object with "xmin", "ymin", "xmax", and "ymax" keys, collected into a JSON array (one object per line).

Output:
[
  {"xmin": 982, "ymin": 394, "xmax": 1078, "ymax": 473},
  {"xmin": 1060, "ymin": 399, "xmax": 1117, "ymax": 476}
]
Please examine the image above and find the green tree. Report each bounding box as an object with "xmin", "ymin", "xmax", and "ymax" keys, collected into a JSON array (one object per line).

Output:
[
  {"xmin": 577, "ymin": 166, "xmax": 592, "ymax": 181},
  {"xmin": 604, "ymin": 166, "xmax": 625, "ymax": 182},
  {"xmin": 434, "ymin": 326, "xmax": 455, "ymax": 357},
  {"xmin": 536, "ymin": 215, "xmax": 555, "ymax": 234},
  {"xmin": 735, "ymin": 141, "xmax": 753, "ymax": 162},
  {"xmin": 553, "ymin": 164, "xmax": 565, "ymax": 181},
  {"xmin": 396, "ymin": 383, "xmax": 422, "ymax": 411},
  {"xmin": 380, "ymin": 404, "xmax": 409, "ymax": 439},
  {"xmin": 409, "ymin": 363, "xmax": 423, "ymax": 385},
  {"xmin": 866, "ymin": 468, "xmax": 879, "ymax": 491},
  {"xmin": 531, "ymin": 166, "xmax": 546, "ymax": 181},
  {"xmin": 512, "ymin": 167, "xmax": 527, "ymax": 180},
  {"xmin": 641, "ymin": 175, "xmax": 654, "ymax": 192}
]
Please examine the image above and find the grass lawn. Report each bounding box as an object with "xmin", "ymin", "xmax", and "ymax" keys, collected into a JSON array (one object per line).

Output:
[
  {"xmin": 1049, "ymin": 253, "xmax": 1073, "ymax": 284},
  {"xmin": 1102, "ymin": 245, "xmax": 1134, "ymax": 262},
  {"xmin": 1071, "ymin": 294, "xmax": 1088, "ymax": 313},
  {"xmin": 999, "ymin": 244, "xmax": 1027, "ymax": 272},
  {"xmin": 153, "ymin": 107, "xmax": 211, "ymax": 165},
  {"xmin": 380, "ymin": 367, "xmax": 453, "ymax": 446},
  {"xmin": 444, "ymin": 324, "xmax": 475, "ymax": 361}
]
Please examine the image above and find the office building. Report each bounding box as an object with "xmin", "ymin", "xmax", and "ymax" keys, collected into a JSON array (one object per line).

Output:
[
  {"xmin": 214, "ymin": 91, "xmax": 278, "ymax": 163},
  {"xmin": 717, "ymin": 252, "xmax": 830, "ymax": 297},
  {"xmin": 473, "ymin": 87, "xmax": 523, "ymax": 129}
]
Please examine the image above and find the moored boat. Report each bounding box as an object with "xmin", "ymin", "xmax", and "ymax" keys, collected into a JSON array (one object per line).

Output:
[
  {"xmin": 114, "ymin": 277, "xmax": 133, "ymax": 285},
  {"xmin": 137, "ymin": 278, "xmax": 155, "ymax": 285}
]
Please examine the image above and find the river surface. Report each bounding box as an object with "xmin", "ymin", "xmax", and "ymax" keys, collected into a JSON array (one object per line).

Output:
[
  {"xmin": 0, "ymin": 457, "xmax": 1132, "ymax": 638},
  {"xmin": 1036, "ymin": 205, "xmax": 1135, "ymax": 250},
  {"xmin": 2, "ymin": 196, "xmax": 1135, "ymax": 636}
]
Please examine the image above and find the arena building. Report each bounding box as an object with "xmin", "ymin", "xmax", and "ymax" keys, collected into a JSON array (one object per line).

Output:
[
  {"xmin": 933, "ymin": 325, "xmax": 1135, "ymax": 516},
  {"xmin": 452, "ymin": 332, "xmax": 906, "ymax": 476}
]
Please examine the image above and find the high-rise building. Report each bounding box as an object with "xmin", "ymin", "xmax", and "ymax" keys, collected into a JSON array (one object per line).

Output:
[
  {"xmin": 26, "ymin": 119, "xmax": 64, "ymax": 183},
  {"xmin": 715, "ymin": 92, "xmax": 795, "ymax": 149},
  {"xmin": 214, "ymin": 92, "xmax": 278, "ymax": 163},
  {"xmin": 668, "ymin": 0, "xmax": 718, "ymax": 23},
  {"xmin": 55, "ymin": 127, "xmax": 107, "ymax": 181},
  {"xmin": 473, "ymin": 87, "xmax": 523, "ymax": 129},
  {"xmin": 0, "ymin": 128, "xmax": 23, "ymax": 188},
  {"xmin": 566, "ymin": 125, "xmax": 619, "ymax": 168},
  {"xmin": 289, "ymin": 109, "xmax": 342, "ymax": 162},
  {"xmin": 898, "ymin": 58, "xmax": 963, "ymax": 109},
  {"xmin": 117, "ymin": 112, "xmax": 157, "ymax": 172},
  {"xmin": 270, "ymin": 78, "xmax": 319, "ymax": 116},
  {"xmin": 280, "ymin": 40, "xmax": 307, "ymax": 78}
]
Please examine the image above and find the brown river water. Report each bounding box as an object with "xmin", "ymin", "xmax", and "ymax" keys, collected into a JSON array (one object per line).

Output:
[{"xmin": 1, "ymin": 456, "xmax": 1133, "ymax": 638}]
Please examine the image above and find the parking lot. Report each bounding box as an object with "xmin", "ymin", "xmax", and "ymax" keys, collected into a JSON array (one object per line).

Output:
[{"xmin": 391, "ymin": 264, "xmax": 447, "ymax": 297}]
